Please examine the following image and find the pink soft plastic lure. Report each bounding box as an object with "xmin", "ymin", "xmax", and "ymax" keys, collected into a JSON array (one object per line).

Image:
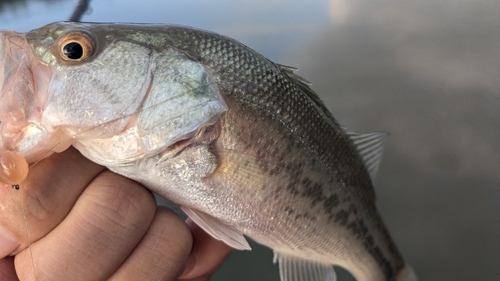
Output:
[{"xmin": 0, "ymin": 150, "xmax": 29, "ymax": 185}]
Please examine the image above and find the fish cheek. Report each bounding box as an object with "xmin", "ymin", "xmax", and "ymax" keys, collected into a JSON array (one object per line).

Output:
[{"xmin": 42, "ymin": 40, "xmax": 153, "ymax": 137}]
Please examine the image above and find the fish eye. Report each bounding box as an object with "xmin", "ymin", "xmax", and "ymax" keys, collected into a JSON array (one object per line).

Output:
[
  {"xmin": 63, "ymin": 42, "xmax": 84, "ymax": 59},
  {"xmin": 58, "ymin": 31, "xmax": 96, "ymax": 62}
]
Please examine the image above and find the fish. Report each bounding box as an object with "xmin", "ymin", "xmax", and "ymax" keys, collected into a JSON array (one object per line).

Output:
[{"xmin": 0, "ymin": 22, "xmax": 418, "ymax": 281}]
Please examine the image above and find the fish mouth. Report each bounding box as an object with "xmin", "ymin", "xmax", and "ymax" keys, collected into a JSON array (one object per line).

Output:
[
  {"xmin": 0, "ymin": 32, "xmax": 35, "ymax": 150},
  {"xmin": 0, "ymin": 31, "xmax": 55, "ymax": 162}
]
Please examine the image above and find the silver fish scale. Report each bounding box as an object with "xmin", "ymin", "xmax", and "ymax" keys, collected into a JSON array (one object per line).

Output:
[
  {"xmin": 167, "ymin": 27, "xmax": 372, "ymax": 194},
  {"xmin": 163, "ymin": 27, "xmax": 405, "ymax": 280}
]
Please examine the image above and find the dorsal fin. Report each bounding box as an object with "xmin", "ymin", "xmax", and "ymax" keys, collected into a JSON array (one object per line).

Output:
[
  {"xmin": 277, "ymin": 64, "xmax": 342, "ymax": 131},
  {"xmin": 278, "ymin": 63, "xmax": 389, "ymax": 181},
  {"xmin": 346, "ymin": 131, "xmax": 389, "ymax": 181},
  {"xmin": 277, "ymin": 64, "xmax": 312, "ymax": 86}
]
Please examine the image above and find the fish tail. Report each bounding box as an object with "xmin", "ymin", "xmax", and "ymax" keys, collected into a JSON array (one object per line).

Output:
[{"xmin": 396, "ymin": 264, "xmax": 418, "ymax": 281}]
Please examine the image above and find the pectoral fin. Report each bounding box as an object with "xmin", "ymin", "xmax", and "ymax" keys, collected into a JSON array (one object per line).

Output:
[
  {"xmin": 274, "ymin": 252, "xmax": 337, "ymax": 281},
  {"xmin": 181, "ymin": 207, "xmax": 251, "ymax": 250}
]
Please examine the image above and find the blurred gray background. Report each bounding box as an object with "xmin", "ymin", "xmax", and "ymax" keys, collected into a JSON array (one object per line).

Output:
[{"xmin": 2, "ymin": 0, "xmax": 499, "ymax": 280}]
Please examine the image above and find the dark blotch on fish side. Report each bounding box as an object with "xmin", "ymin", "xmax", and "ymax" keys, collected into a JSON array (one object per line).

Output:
[
  {"xmin": 300, "ymin": 177, "xmax": 327, "ymax": 206},
  {"xmin": 334, "ymin": 210, "xmax": 350, "ymax": 225},
  {"xmin": 285, "ymin": 182, "xmax": 300, "ymax": 196},
  {"xmin": 347, "ymin": 217, "xmax": 398, "ymax": 280},
  {"xmin": 347, "ymin": 218, "xmax": 368, "ymax": 239},
  {"xmin": 364, "ymin": 243, "xmax": 395, "ymax": 280},
  {"xmin": 365, "ymin": 234, "xmax": 375, "ymax": 247},
  {"xmin": 323, "ymin": 194, "xmax": 339, "ymax": 212}
]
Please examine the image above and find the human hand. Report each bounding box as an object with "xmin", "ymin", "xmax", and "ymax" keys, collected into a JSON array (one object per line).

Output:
[{"xmin": 0, "ymin": 147, "xmax": 232, "ymax": 281}]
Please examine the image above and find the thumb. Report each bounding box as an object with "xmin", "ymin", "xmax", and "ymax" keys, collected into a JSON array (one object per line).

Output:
[{"xmin": 0, "ymin": 147, "xmax": 105, "ymax": 258}]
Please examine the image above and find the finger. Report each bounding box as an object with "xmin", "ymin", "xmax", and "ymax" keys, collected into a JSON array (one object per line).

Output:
[
  {"xmin": 14, "ymin": 171, "xmax": 156, "ymax": 281},
  {"xmin": 0, "ymin": 147, "xmax": 105, "ymax": 257},
  {"xmin": 108, "ymin": 206, "xmax": 192, "ymax": 281},
  {"xmin": 178, "ymin": 219, "xmax": 233, "ymax": 280},
  {"xmin": 0, "ymin": 256, "xmax": 18, "ymax": 281}
]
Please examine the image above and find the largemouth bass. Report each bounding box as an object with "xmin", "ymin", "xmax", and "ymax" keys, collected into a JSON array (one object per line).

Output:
[{"xmin": 0, "ymin": 22, "xmax": 417, "ymax": 281}]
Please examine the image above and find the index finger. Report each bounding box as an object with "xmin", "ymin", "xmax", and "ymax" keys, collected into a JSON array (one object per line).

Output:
[{"xmin": 0, "ymin": 147, "xmax": 105, "ymax": 258}]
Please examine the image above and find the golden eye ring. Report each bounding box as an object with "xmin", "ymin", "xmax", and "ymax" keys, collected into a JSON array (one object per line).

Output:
[{"xmin": 58, "ymin": 31, "xmax": 96, "ymax": 62}]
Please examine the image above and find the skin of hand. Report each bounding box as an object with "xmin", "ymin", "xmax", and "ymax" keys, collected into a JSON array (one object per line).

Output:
[{"xmin": 0, "ymin": 147, "xmax": 233, "ymax": 281}]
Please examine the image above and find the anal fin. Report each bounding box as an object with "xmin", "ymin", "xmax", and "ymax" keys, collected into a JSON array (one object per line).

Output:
[
  {"xmin": 274, "ymin": 252, "xmax": 337, "ymax": 281},
  {"xmin": 181, "ymin": 207, "xmax": 251, "ymax": 250}
]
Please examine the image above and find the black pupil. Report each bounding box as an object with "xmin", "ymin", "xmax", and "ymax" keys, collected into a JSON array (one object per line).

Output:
[{"xmin": 63, "ymin": 42, "xmax": 84, "ymax": 60}]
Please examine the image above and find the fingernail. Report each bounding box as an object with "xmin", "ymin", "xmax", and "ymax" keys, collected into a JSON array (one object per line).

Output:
[{"xmin": 0, "ymin": 226, "xmax": 19, "ymax": 258}]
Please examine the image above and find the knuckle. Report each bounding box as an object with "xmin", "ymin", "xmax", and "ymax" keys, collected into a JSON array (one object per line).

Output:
[
  {"xmin": 154, "ymin": 207, "xmax": 192, "ymax": 262},
  {"xmin": 84, "ymin": 171, "xmax": 156, "ymax": 233}
]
